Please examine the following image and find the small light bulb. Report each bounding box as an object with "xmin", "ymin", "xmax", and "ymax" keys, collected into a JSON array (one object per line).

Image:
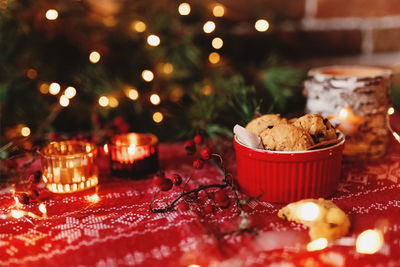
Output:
[
  {"xmin": 150, "ymin": 94, "xmax": 161, "ymax": 105},
  {"xmin": 356, "ymin": 229, "xmax": 384, "ymax": 254},
  {"xmin": 98, "ymin": 96, "xmax": 109, "ymax": 107},
  {"xmin": 142, "ymin": 70, "xmax": 154, "ymax": 82},
  {"xmin": 127, "ymin": 89, "xmax": 139, "ymax": 100},
  {"xmin": 89, "ymin": 51, "xmax": 101, "ymax": 64},
  {"xmin": 388, "ymin": 107, "xmax": 395, "ymax": 115},
  {"xmin": 178, "ymin": 3, "xmax": 191, "ymax": 16},
  {"xmin": 59, "ymin": 95, "xmax": 70, "ymax": 107},
  {"xmin": 208, "ymin": 52, "xmax": 220, "ymax": 64},
  {"xmin": 211, "ymin": 37, "xmax": 223, "ymax": 49},
  {"xmin": 38, "ymin": 203, "xmax": 47, "ymax": 215},
  {"xmin": 64, "ymin": 86, "xmax": 76, "ymax": 99},
  {"xmin": 131, "ymin": 20, "xmax": 146, "ymax": 32},
  {"xmin": 203, "ymin": 21, "xmax": 216, "ymax": 33},
  {"xmin": 45, "ymin": 9, "xmax": 58, "ymax": 20},
  {"xmin": 153, "ymin": 112, "xmax": 163, "ymax": 123},
  {"xmin": 212, "ymin": 5, "xmax": 225, "ymax": 17},
  {"xmin": 21, "ymin": 127, "xmax": 31, "ymax": 137},
  {"xmin": 103, "ymin": 144, "xmax": 109, "ymax": 154},
  {"xmin": 49, "ymin": 82, "xmax": 61, "ymax": 95},
  {"xmin": 147, "ymin": 34, "xmax": 161, "ymax": 47},
  {"xmin": 255, "ymin": 19, "xmax": 270, "ymax": 32}
]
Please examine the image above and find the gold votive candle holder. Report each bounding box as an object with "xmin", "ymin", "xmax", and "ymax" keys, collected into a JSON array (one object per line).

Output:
[
  {"xmin": 40, "ymin": 141, "xmax": 99, "ymax": 193},
  {"xmin": 109, "ymin": 133, "xmax": 158, "ymax": 177}
]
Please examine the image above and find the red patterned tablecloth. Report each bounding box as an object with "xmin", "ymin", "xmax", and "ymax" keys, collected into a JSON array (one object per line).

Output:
[{"xmin": 1, "ymin": 118, "xmax": 400, "ymax": 267}]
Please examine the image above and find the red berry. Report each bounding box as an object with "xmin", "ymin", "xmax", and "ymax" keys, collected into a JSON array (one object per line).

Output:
[
  {"xmin": 214, "ymin": 190, "xmax": 227, "ymax": 202},
  {"xmin": 29, "ymin": 189, "xmax": 39, "ymax": 200},
  {"xmin": 184, "ymin": 140, "xmax": 196, "ymax": 155},
  {"xmin": 200, "ymin": 147, "xmax": 212, "ymax": 160},
  {"xmin": 193, "ymin": 134, "xmax": 203, "ymax": 145},
  {"xmin": 218, "ymin": 199, "xmax": 230, "ymax": 209},
  {"xmin": 16, "ymin": 193, "xmax": 29, "ymax": 205},
  {"xmin": 177, "ymin": 202, "xmax": 189, "ymax": 211},
  {"xmin": 159, "ymin": 178, "xmax": 173, "ymax": 191},
  {"xmin": 171, "ymin": 174, "xmax": 182, "ymax": 186},
  {"xmin": 153, "ymin": 174, "xmax": 166, "ymax": 186},
  {"xmin": 204, "ymin": 203, "xmax": 214, "ymax": 213},
  {"xmin": 192, "ymin": 159, "xmax": 204, "ymax": 169}
]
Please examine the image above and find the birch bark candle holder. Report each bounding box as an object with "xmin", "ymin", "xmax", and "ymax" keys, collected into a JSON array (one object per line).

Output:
[
  {"xmin": 40, "ymin": 141, "xmax": 99, "ymax": 193},
  {"xmin": 109, "ymin": 133, "xmax": 158, "ymax": 177},
  {"xmin": 304, "ymin": 65, "xmax": 392, "ymax": 161}
]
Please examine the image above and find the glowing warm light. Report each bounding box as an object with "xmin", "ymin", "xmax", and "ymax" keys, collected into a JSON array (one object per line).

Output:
[
  {"xmin": 98, "ymin": 96, "xmax": 109, "ymax": 107},
  {"xmin": 212, "ymin": 5, "xmax": 225, "ymax": 17},
  {"xmin": 27, "ymin": 68, "xmax": 37, "ymax": 79},
  {"xmin": 307, "ymin": 238, "xmax": 328, "ymax": 252},
  {"xmin": 142, "ymin": 70, "xmax": 154, "ymax": 82},
  {"xmin": 89, "ymin": 51, "xmax": 101, "ymax": 64},
  {"xmin": 127, "ymin": 88, "xmax": 139, "ymax": 100},
  {"xmin": 211, "ymin": 37, "xmax": 223, "ymax": 49},
  {"xmin": 38, "ymin": 203, "xmax": 47, "ymax": 215},
  {"xmin": 153, "ymin": 112, "xmax": 163, "ymax": 123},
  {"xmin": 150, "ymin": 94, "xmax": 161, "ymax": 105},
  {"xmin": 49, "ymin": 82, "xmax": 61, "ymax": 95},
  {"xmin": 208, "ymin": 52, "xmax": 220, "ymax": 64},
  {"xmin": 393, "ymin": 132, "xmax": 400, "ymax": 143},
  {"xmin": 188, "ymin": 265, "xmax": 201, "ymax": 267},
  {"xmin": 103, "ymin": 144, "xmax": 109, "ymax": 154},
  {"xmin": 202, "ymin": 85, "xmax": 213, "ymax": 95},
  {"xmin": 339, "ymin": 107, "xmax": 349, "ymax": 119},
  {"xmin": 131, "ymin": 20, "xmax": 146, "ymax": 32},
  {"xmin": 108, "ymin": 96, "xmax": 119, "ymax": 108},
  {"xmin": 388, "ymin": 107, "xmax": 395, "ymax": 115},
  {"xmin": 163, "ymin": 63, "xmax": 174, "ymax": 74},
  {"xmin": 128, "ymin": 144, "xmax": 136, "ymax": 155},
  {"xmin": 169, "ymin": 87, "xmax": 184, "ymax": 102},
  {"xmin": 356, "ymin": 229, "xmax": 384, "ymax": 254},
  {"xmin": 10, "ymin": 210, "xmax": 24, "ymax": 219},
  {"xmin": 59, "ymin": 95, "xmax": 70, "ymax": 107},
  {"xmin": 103, "ymin": 16, "xmax": 116, "ymax": 27},
  {"xmin": 39, "ymin": 83, "xmax": 49, "ymax": 94},
  {"xmin": 88, "ymin": 194, "xmax": 100, "ymax": 203},
  {"xmin": 64, "ymin": 86, "xmax": 76, "ymax": 99},
  {"xmin": 147, "ymin": 34, "xmax": 161, "ymax": 47},
  {"xmin": 45, "ymin": 9, "xmax": 58, "ymax": 20},
  {"xmin": 203, "ymin": 21, "xmax": 216, "ymax": 33},
  {"xmin": 21, "ymin": 127, "xmax": 31, "ymax": 137},
  {"xmin": 298, "ymin": 202, "xmax": 320, "ymax": 221},
  {"xmin": 178, "ymin": 3, "xmax": 191, "ymax": 16},
  {"xmin": 255, "ymin": 19, "xmax": 270, "ymax": 32}
]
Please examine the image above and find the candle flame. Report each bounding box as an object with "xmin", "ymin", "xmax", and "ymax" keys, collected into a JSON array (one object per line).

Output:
[
  {"xmin": 10, "ymin": 210, "xmax": 25, "ymax": 219},
  {"xmin": 356, "ymin": 229, "xmax": 383, "ymax": 254},
  {"xmin": 307, "ymin": 238, "xmax": 328, "ymax": 251},
  {"xmin": 38, "ymin": 203, "xmax": 47, "ymax": 215},
  {"xmin": 298, "ymin": 202, "xmax": 320, "ymax": 221},
  {"xmin": 339, "ymin": 107, "xmax": 350, "ymax": 120},
  {"xmin": 103, "ymin": 144, "xmax": 109, "ymax": 154},
  {"xmin": 128, "ymin": 144, "xmax": 136, "ymax": 155}
]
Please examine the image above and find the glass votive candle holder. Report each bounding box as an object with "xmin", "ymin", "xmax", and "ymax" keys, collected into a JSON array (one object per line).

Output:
[
  {"xmin": 109, "ymin": 133, "xmax": 158, "ymax": 177},
  {"xmin": 40, "ymin": 141, "xmax": 99, "ymax": 193}
]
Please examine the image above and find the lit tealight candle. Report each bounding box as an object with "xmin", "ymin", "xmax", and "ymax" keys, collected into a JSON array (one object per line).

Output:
[{"xmin": 330, "ymin": 106, "xmax": 364, "ymax": 136}]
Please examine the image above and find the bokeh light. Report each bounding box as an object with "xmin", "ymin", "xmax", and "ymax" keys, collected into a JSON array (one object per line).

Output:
[
  {"xmin": 298, "ymin": 202, "xmax": 320, "ymax": 221},
  {"xmin": 388, "ymin": 107, "xmax": 395, "ymax": 115},
  {"xmin": 131, "ymin": 20, "xmax": 146, "ymax": 32},
  {"xmin": 21, "ymin": 127, "xmax": 31, "ymax": 137},
  {"xmin": 212, "ymin": 4, "xmax": 225, "ymax": 17},
  {"xmin": 45, "ymin": 9, "xmax": 58, "ymax": 20},
  {"xmin": 150, "ymin": 94, "xmax": 161, "ymax": 105},
  {"xmin": 203, "ymin": 21, "xmax": 216, "ymax": 33},
  {"xmin": 98, "ymin": 96, "xmax": 109, "ymax": 107},
  {"xmin": 356, "ymin": 229, "xmax": 384, "ymax": 254},
  {"xmin": 211, "ymin": 37, "xmax": 223, "ymax": 49},
  {"xmin": 142, "ymin": 70, "xmax": 154, "ymax": 82},
  {"xmin": 59, "ymin": 95, "xmax": 70, "ymax": 107},
  {"xmin": 178, "ymin": 3, "xmax": 191, "ymax": 16},
  {"xmin": 39, "ymin": 83, "xmax": 49, "ymax": 94},
  {"xmin": 49, "ymin": 82, "xmax": 61, "ymax": 95},
  {"xmin": 255, "ymin": 19, "xmax": 270, "ymax": 32},
  {"xmin": 163, "ymin": 63, "xmax": 174, "ymax": 74},
  {"xmin": 89, "ymin": 51, "xmax": 101, "ymax": 64},
  {"xmin": 64, "ymin": 86, "xmax": 76, "ymax": 99},
  {"xmin": 26, "ymin": 69, "xmax": 37, "ymax": 79},
  {"xmin": 208, "ymin": 52, "xmax": 220, "ymax": 64},
  {"xmin": 147, "ymin": 34, "xmax": 161, "ymax": 47},
  {"xmin": 127, "ymin": 88, "xmax": 139, "ymax": 100},
  {"xmin": 153, "ymin": 112, "xmax": 163, "ymax": 123},
  {"xmin": 306, "ymin": 238, "xmax": 328, "ymax": 252},
  {"xmin": 108, "ymin": 96, "xmax": 119, "ymax": 108}
]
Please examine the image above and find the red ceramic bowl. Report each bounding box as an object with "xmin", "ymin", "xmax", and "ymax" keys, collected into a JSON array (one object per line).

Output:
[{"xmin": 234, "ymin": 135, "xmax": 345, "ymax": 203}]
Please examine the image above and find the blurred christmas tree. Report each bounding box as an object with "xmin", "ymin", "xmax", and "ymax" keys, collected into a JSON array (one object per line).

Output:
[{"xmin": 0, "ymin": 0, "xmax": 306, "ymax": 146}]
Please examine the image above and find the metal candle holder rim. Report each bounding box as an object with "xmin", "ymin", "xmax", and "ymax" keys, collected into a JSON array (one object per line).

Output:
[
  {"xmin": 39, "ymin": 140, "xmax": 97, "ymax": 159},
  {"xmin": 110, "ymin": 133, "xmax": 158, "ymax": 148},
  {"xmin": 308, "ymin": 65, "xmax": 392, "ymax": 78}
]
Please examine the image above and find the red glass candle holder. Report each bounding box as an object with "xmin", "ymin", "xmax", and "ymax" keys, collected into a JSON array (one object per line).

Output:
[
  {"xmin": 109, "ymin": 133, "xmax": 158, "ymax": 177},
  {"xmin": 40, "ymin": 141, "xmax": 99, "ymax": 193}
]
